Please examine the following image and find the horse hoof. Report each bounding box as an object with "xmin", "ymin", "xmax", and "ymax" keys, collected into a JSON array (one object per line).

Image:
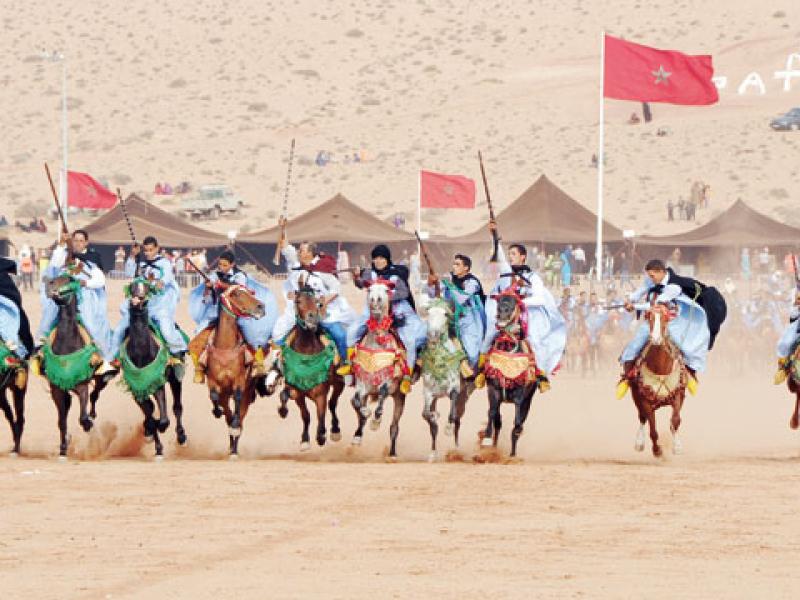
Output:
[
  {"xmin": 157, "ymin": 419, "xmax": 170, "ymax": 434},
  {"xmin": 57, "ymin": 455, "xmax": 68, "ymax": 463},
  {"xmin": 444, "ymin": 423, "xmax": 454, "ymax": 437},
  {"xmin": 634, "ymin": 441, "xmax": 645, "ymax": 452},
  {"xmin": 144, "ymin": 434, "xmax": 154, "ymax": 444},
  {"xmin": 278, "ymin": 406, "xmax": 289, "ymax": 419},
  {"xmin": 80, "ymin": 418, "xmax": 93, "ymax": 433},
  {"xmin": 790, "ymin": 416, "xmax": 799, "ymax": 430},
  {"xmin": 228, "ymin": 453, "xmax": 239, "ymax": 462},
  {"xmin": 8, "ymin": 451, "xmax": 18, "ymax": 458},
  {"xmin": 351, "ymin": 436, "xmax": 362, "ymax": 446},
  {"xmin": 360, "ymin": 406, "xmax": 371, "ymax": 419},
  {"xmin": 300, "ymin": 442, "xmax": 311, "ymax": 452},
  {"xmin": 369, "ymin": 418, "xmax": 381, "ymax": 431},
  {"xmin": 673, "ymin": 440, "xmax": 683, "ymax": 455},
  {"xmin": 154, "ymin": 454, "xmax": 165, "ymax": 462},
  {"xmin": 229, "ymin": 427, "xmax": 242, "ymax": 438},
  {"xmin": 317, "ymin": 437, "xmax": 327, "ymax": 447},
  {"xmin": 427, "ymin": 451, "xmax": 438, "ymax": 463},
  {"xmin": 653, "ymin": 447, "xmax": 663, "ymax": 458},
  {"xmin": 177, "ymin": 432, "xmax": 188, "ymax": 446},
  {"xmin": 212, "ymin": 407, "xmax": 223, "ymax": 419},
  {"xmin": 331, "ymin": 432, "xmax": 342, "ymax": 443},
  {"xmin": 480, "ymin": 437, "xmax": 493, "ymax": 448}
]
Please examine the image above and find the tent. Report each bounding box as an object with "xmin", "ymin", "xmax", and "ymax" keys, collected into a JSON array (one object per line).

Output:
[
  {"xmin": 638, "ymin": 199, "xmax": 800, "ymax": 247},
  {"xmin": 83, "ymin": 193, "xmax": 228, "ymax": 247},
  {"xmin": 439, "ymin": 175, "xmax": 623, "ymax": 245}
]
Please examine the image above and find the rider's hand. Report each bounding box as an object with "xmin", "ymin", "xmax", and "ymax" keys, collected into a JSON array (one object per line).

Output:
[
  {"xmin": 488, "ymin": 219, "xmax": 497, "ymax": 233},
  {"xmin": 427, "ymin": 274, "xmax": 438, "ymax": 287},
  {"xmin": 59, "ymin": 232, "xmax": 70, "ymax": 245},
  {"xmin": 79, "ymin": 279, "xmax": 87, "ymax": 287},
  {"xmin": 353, "ymin": 266, "xmax": 362, "ymax": 279},
  {"xmin": 287, "ymin": 291, "xmax": 295, "ymax": 300},
  {"xmin": 205, "ymin": 280, "xmax": 213, "ymax": 289},
  {"xmin": 624, "ymin": 300, "xmax": 634, "ymax": 312},
  {"xmin": 156, "ymin": 280, "xmax": 164, "ymax": 290}
]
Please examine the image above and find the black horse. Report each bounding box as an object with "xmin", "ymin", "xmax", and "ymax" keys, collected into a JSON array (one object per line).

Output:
[
  {"xmin": 121, "ymin": 279, "xmax": 186, "ymax": 458},
  {"xmin": 0, "ymin": 358, "xmax": 27, "ymax": 455},
  {"xmin": 482, "ymin": 288, "xmax": 539, "ymax": 457},
  {"xmin": 43, "ymin": 275, "xmax": 110, "ymax": 458}
]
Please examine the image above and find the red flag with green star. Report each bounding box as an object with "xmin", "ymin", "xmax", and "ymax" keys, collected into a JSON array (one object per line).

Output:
[{"xmin": 604, "ymin": 34, "xmax": 718, "ymax": 105}]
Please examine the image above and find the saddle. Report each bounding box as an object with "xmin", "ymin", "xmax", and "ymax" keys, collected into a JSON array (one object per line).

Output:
[{"xmin": 630, "ymin": 340, "xmax": 688, "ymax": 406}]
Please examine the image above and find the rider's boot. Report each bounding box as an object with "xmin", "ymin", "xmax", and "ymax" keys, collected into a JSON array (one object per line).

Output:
[
  {"xmin": 252, "ymin": 346, "xmax": 267, "ymax": 378},
  {"xmin": 14, "ymin": 366, "xmax": 27, "ymax": 389},
  {"xmin": 399, "ymin": 375, "xmax": 412, "ymax": 395},
  {"xmin": 616, "ymin": 360, "xmax": 636, "ymax": 399},
  {"xmin": 190, "ymin": 351, "xmax": 205, "ymax": 384},
  {"xmin": 474, "ymin": 353, "xmax": 487, "ymax": 389},
  {"xmin": 335, "ymin": 347, "xmax": 352, "ymax": 377},
  {"xmin": 459, "ymin": 358, "xmax": 474, "ymax": 379},
  {"xmin": 686, "ymin": 366, "xmax": 699, "ymax": 395},
  {"xmin": 774, "ymin": 357, "xmax": 789, "ymax": 385},
  {"xmin": 95, "ymin": 360, "xmax": 118, "ymax": 377}
]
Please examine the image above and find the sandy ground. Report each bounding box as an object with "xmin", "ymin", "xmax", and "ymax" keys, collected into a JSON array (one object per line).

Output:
[
  {"xmin": 1, "ymin": 281, "xmax": 800, "ymax": 598},
  {"xmin": 2, "ymin": 0, "xmax": 800, "ymax": 247}
]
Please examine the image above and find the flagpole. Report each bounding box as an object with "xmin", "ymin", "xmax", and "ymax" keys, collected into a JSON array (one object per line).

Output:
[
  {"xmin": 595, "ymin": 31, "xmax": 606, "ymax": 282},
  {"xmin": 417, "ymin": 169, "xmax": 421, "ymax": 253}
]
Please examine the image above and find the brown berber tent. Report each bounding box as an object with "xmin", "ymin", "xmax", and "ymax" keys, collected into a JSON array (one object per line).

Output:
[
  {"xmin": 239, "ymin": 193, "xmax": 415, "ymax": 244},
  {"xmin": 638, "ymin": 198, "xmax": 800, "ymax": 247},
  {"xmin": 84, "ymin": 193, "xmax": 229, "ymax": 248}
]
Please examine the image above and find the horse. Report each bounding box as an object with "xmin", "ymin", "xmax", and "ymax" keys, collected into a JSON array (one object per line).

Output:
[
  {"xmin": 118, "ymin": 279, "xmax": 186, "ymax": 458},
  {"xmin": 481, "ymin": 284, "xmax": 541, "ymax": 457},
  {"xmin": 419, "ymin": 297, "xmax": 472, "ymax": 461},
  {"xmin": 350, "ymin": 279, "xmax": 408, "ymax": 458},
  {"xmin": 628, "ymin": 303, "xmax": 687, "ymax": 457},
  {"xmin": 198, "ymin": 283, "xmax": 266, "ymax": 457},
  {"xmin": 276, "ymin": 286, "xmax": 345, "ymax": 451},
  {"xmin": 566, "ymin": 314, "xmax": 592, "ymax": 376},
  {"xmin": 0, "ymin": 344, "xmax": 27, "ymax": 455},
  {"xmin": 783, "ymin": 344, "xmax": 800, "ymax": 431},
  {"xmin": 40, "ymin": 274, "xmax": 110, "ymax": 458}
]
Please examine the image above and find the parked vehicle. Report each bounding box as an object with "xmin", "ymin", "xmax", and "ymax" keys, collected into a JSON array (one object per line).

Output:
[
  {"xmin": 181, "ymin": 184, "xmax": 244, "ymax": 219},
  {"xmin": 769, "ymin": 107, "xmax": 800, "ymax": 131}
]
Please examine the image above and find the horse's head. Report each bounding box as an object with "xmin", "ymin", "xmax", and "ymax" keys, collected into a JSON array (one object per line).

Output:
[
  {"xmin": 425, "ymin": 298, "xmax": 452, "ymax": 344},
  {"xmin": 494, "ymin": 288, "xmax": 523, "ymax": 331},
  {"xmin": 365, "ymin": 279, "xmax": 394, "ymax": 321},
  {"xmin": 646, "ymin": 303, "xmax": 676, "ymax": 345},
  {"xmin": 45, "ymin": 274, "xmax": 80, "ymax": 306},
  {"xmin": 221, "ymin": 284, "xmax": 265, "ymax": 320},
  {"xmin": 295, "ymin": 286, "xmax": 322, "ymax": 331}
]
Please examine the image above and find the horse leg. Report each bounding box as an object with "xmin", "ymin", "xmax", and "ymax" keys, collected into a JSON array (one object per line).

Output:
[
  {"xmin": 278, "ymin": 387, "xmax": 290, "ymax": 419},
  {"xmin": 78, "ymin": 384, "xmax": 93, "ymax": 433},
  {"xmin": 154, "ymin": 387, "xmax": 170, "ymax": 433},
  {"xmin": 510, "ymin": 387, "xmax": 535, "ymax": 458},
  {"xmin": 53, "ymin": 388, "xmax": 72, "ymax": 458},
  {"xmin": 790, "ymin": 391, "xmax": 800, "ymax": 430},
  {"xmin": 88, "ymin": 376, "xmax": 108, "ymax": 420},
  {"xmin": 422, "ymin": 389, "xmax": 438, "ymax": 461},
  {"xmin": 141, "ymin": 399, "xmax": 164, "ymax": 458},
  {"xmin": 632, "ymin": 392, "xmax": 647, "ymax": 452},
  {"xmin": 647, "ymin": 406, "xmax": 661, "ymax": 458},
  {"xmin": 0, "ymin": 388, "xmax": 16, "ymax": 454},
  {"xmin": 329, "ymin": 376, "xmax": 344, "ymax": 442},
  {"xmin": 230, "ymin": 388, "xmax": 243, "ymax": 435},
  {"xmin": 313, "ymin": 388, "xmax": 327, "ymax": 447},
  {"xmin": 351, "ymin": 390, "xmax": 367, "ymax": 446},
  {"xmin": 388, "ymin": 392, "xmax": 406, "ymax": 458},
  {"xmin": 210, "ymin": 388, "xmax": 223, "ymax": 419},
  {"xmin": 671, "ymin": 393, "xmax": 684, "ymax": 455},
  {"xmin": 296, "ymin": 392, "xmax": 312, "ymax": 451},
  {"xmin": 453, "ymin": 387, "xmax": 468, "ymax": 448},
  {"xmin": 482, "ymin": 386, "xmax": 500, "ymax": 448},
  {"xmin": 372, "ymin": 384, "xmax": 389, "ymax": 430},
  {"xmin": 169, "ymin": 371, "xmax": 187, "ymax": 445}
]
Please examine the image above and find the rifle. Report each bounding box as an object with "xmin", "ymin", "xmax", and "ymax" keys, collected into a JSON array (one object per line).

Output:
[
  {"xmin": 273, "ymin": 138, "xmax": 296, "ymax": 266},
  {"xmin": 185, "ymin": 255, "xmax": 212, "ymax": 285},
  {"xmin": 478, "ymin": 151, "xmax": 500, "ymax": 262},
  {"xmin": 414, "ymin": 230, "xmax": 440, "ymax": 297},
  {"xmin": 117, "ymin": 188, "xmax": 141, "ymax": 277},
  {"xmin": 793, "ymin": 254, "xmax": 800, "ymax": 298},
  {"xmin": 44, "ymin": 162, "xmax": 72, "ymax": 250}
]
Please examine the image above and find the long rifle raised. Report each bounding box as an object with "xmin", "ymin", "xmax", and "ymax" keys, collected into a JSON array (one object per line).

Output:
[
  {"xmin": 414, "ymin": 230, "xmax": 440, "ymax": 297},
  {"xmin": 117, "ymin": 188, "xmax": 141, "ymax": 277},
  {"xmin": 478, "ymin": 151, "xmax": 500, "ymax": 262},
  {"xmin": 793, "ymin": 254, "xmax": 800, "ymax": 295},
  {"xmin": 185, "ymin": 255, "xmax": 212, "ymax": 285},
  {"xmin": 273, "ymin": 138, "xmax": 296, "ymax": 266},
  {"xmin": 44, "ymin": 163, "xmax": 69, "ymax": 238}
]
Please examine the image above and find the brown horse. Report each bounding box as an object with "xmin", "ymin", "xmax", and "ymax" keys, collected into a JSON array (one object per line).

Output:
[
  {"xmin": 191, "ymin": 284, "xmax": 265, "ymax": 457},
  {"xmin": 628, "ymin": 304, "xmax": 687, "ymax": 457},
  {"xmin": 567, "ymin": 314, "xmax": 592, "ymax": 376},
  {"xmin": 277, "ymin": 287, "xmax": 345, "ymax": 451},
  {"xmin": 784, "ymin": 345, "xmax": 800, "ymax": 430},
  {"xmin": 41, "ymin": 274, "xmax": 110, "ymax": 458},
  {"xmin": 350, "ymin": 279, "xmax": 407, "ymax": 458}
]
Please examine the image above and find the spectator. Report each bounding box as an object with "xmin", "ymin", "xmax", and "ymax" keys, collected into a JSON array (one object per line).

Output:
[
  {"xmin": 741, "ymin": 248, "xmax": 751, "ymax": 281},
  {"xmin": 37, "ymin": 248, "xmax": 50, "ymax": 281},
  {"xmin": 0, "ymin": 215, "xmax": 7, "ymax": 227},
  {"xmin": 667, "ymin": 199, "xmax": 674, "ymax": 221},
  {"xmin": 590, "ymin": 153, "xmax": 598, "ymax": 168},
  {"xmin": 163, "ymin": 182, "xmax": 173, "ymax": 195},
  {"xmin": 759, "ymin": 247, "xmax": 771, "ymax": 275},
  {"xmin": 114, "ymin": 246, "xmax": 125, "ymax": 272},
  {"xmin": 627, "ymin": 112, "xmax": 641, "ymax": 124},
  {"xmin": 155, "ymin": 182, "xmax": 164, "ymax": 195},
  {"xmin": 19, "ymin": 252, "xmax": 34, "ymax": 291},
  {"xmin": 677, "ymin": 198, "xmax": 686, "ymax": 220},
  {"xmin": 573, "ymin": 245, "xmax": 586, "ymax": 274},
  {"xmin": 124, "ymin": 244, "xmax": 139, "ymax": 277},
  {"xmin": 559, "ymin": 247, "xmax": 572, "ymax": 288}
]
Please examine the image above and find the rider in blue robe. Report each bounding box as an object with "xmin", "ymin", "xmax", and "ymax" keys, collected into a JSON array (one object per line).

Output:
[
  {"xmin": 188, "ymin": 250, "xmax": 278, "ymax": 383},
  {"xmin": 347, "ymin": 244, "xmax": 427, "ymax": 393},
  {"xmin": 426, "ymin": 253, "xmax": 486, "ymax": 375},
  {"xmin": 110, "ymin": 236, "xmax": 187, "ymax": 363},
  {"xmin": 775, "ymin": 292, "xmax": 800, "ymax": 383},
  {"xmin": 37, "ymin": 230, "xmax": 115, "ymax": 375},
  {"xmin": 0, "ymin": 258, "xmax": 33, "ymax": 360}
]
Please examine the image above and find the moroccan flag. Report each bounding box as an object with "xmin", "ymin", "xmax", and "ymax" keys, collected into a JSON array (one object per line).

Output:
[
  {"xmin": 604, "ymin": 34, "xmax": 718, "ymax": 105},
  {"xmin": 420, "ymin": 170, "xmax": 476, "ymax": 209},
  {"xmin": 67, "ymin": 171, "xmax": 117, "ymax": 209}
]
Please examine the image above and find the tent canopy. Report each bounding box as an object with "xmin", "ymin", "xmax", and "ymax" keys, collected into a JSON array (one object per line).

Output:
[
  {"xmin": 639, "ymin": 199, "xmax": 800, "ymax": 247},
  {"xmin": 83, "ymin": 194, "xmax": 229, "ymax": 248},
  {"xmin": 240, "ymin": 193, "xmax": 415, "ymax": 243},
  {"xmin": 438, "ymin": 175, "xmax": 623, "ymax": 245}
]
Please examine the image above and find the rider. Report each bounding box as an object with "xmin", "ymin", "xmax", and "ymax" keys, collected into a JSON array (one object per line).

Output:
[
  {"xmin": 187, "ymin": 250, "xmax": 277, "ymax": 384},
  {"xmin": 271, "ymin": 224, "xmax": 354, "ymax": 377},
  {"xmin": 619, "ymin": 259, "xmax": 712, "ymax": 392},
  {"xmin": 0, "ymin": 257, "xmax": 33, "ymax": 387},
  {"xmin": 36, "ymin": 230, "xmax": 116, "ymax": 376},
  {"xmin": 774, "ymin": 290, "xmax": 800, "ymax": 384},
  {"xmin": 480, "ymin": 224, "xmax": 566, "ymax": 389},
  {"xmin": 110, "ymin": 236, "xmax": 187, "ymax": 366},
  {"xmin": 426, "ymin": 253, "xmax": 486, "ymax": 378},
  {"xmin": 348, "ymin": 244, "xmax": 427, "ymax": 394}
]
